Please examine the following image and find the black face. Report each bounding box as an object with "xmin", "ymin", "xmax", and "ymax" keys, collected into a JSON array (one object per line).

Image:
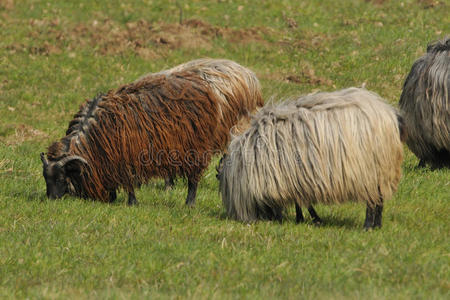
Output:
[
  {"xmin": 42, "ymin": 164, "xmax": 69, "ymax": 199},
  {"xmin": 40, "ymin": 152, "xmax": 87, "ymax": 199},
  {"xmin": 216, "ymin": 154, "xmax": 227, "ymax": 180}
]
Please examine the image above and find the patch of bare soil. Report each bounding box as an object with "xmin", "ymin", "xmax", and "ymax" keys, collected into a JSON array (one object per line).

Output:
[
  {"xmin": 8, "ymin": 16, "xmax": 333, "ymax": 59},
  {"xmin": 6, "ymin": 41, "xmax": 62, "ymax": 56},
  {"xmin": 365, "ymin": 0, "xmax": 388, "ymax": 4},
  {"xmin": 0, "ymin": 0, "xmax": 14, "ymax": 10},
  {"xmin": 278, "ymin": 30, "xmax": 331, "ymax": 52},
  {"xmin": 10, "ymin": 18, "xmax": 272, "ymax": 58},
  {"xmin": 417, "ymin": 0, "xmax": 445, "ymax": 8},
  {"xmin": 0, "ymin": 124, "xmax": 48, "ymax": 146},
  {"xmin": 366, "ymin": 0, "xmax": 445, "ymax": 7},
  {"xmin": 181, "ymin": 18, "xmax": 269, "ymax": 44},
  {"xmin": 282, "ymin": 12, "xmax": 298, "ymax": 29},
  {"xmin": 286, "ymin": 68, "xmax": 333, "ymax": 86}
]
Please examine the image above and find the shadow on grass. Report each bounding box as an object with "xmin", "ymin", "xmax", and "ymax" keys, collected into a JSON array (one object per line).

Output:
[
  {"xmin": 212, "ymin": 210, "xmax": 229, "ymax": 220},
  {"xmin": 16, "ymin": 188, "xmax": 361, "ymax": 230},
  {"xmin": 307, "ymin": 215, "xmax": 361, "ymax": 230},
  {"xmin": 209, "ymin": 209, "xmax": 362, "ymax": 230},
  {"xmin": 277, "ymin": 214, "xmax": 361, "ymax": 230}
]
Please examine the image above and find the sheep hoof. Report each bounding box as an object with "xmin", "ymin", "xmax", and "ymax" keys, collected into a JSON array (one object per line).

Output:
[
  {"xmin": 186, "ymin": 201, "xmax": 195, "ymax": 207},
  {"xmin": 364, "ymin": 224, "xmax": 382, "ymax": 231},
  {"xmin": 127, "ymin": 200, "xmax": 138, "ymax": 206},
  {"xmin": 418, "ymin": 159, "xmax": 426, "ymax": 168},
  {"xmin": 312, "ymin": 219, "xmax": 322, "ymax": 226}
]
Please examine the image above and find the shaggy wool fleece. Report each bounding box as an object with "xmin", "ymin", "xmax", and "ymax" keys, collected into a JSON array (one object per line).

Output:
[
  {"xmin": 219, "ymin": 87, "xmax": 404, "ymax": 222},
  {"xmin": 399, "ymin": 37, "xmax": 450, "ymax": 168}
]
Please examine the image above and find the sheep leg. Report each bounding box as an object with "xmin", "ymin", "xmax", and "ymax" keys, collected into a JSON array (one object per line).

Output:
[
  {"xmin": 372, "ymin": 187, "xmax": 384, "ymax": 228},
  {"xmin": 363, "ymin": 205, "xmax": 375, "ymax": 230},
  {"xmin": 418, "ymin": 159, "xmax": 426, "ymax": 168},
  {"xmin": 185, "ymin": 179, "xmax": 198, "ymax": 206},
  {"xmin": 127, "ymin": 191, "xmax": 138, "ymax": 206},
  {"xmin": 308, "ymin": 206, "xmax": 322, "ymax": 225},
  {"xmin": 108, "ymin": 190, "xmax": 117, "ymax": 203},
  {"xmin": 164, "ymin": 176, "xmax": 175, "ymax": 190},
  {"xmin": 295, "ymin": 203, "xmax": 305, "ymax": 223},
  {"xmin": 373, "ymin": 201, "xmax": 383, "ymax": 228}
]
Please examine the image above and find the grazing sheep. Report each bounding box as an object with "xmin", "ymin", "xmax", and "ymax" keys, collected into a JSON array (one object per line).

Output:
[
  {"xmin": 41, "ymin": 71, "xmax": 232, "ymax": 205},
  {"xmin": 137, "ymin": 58, "xmax": 264, "ymax": 188},
  {"xmin": 399, "ymin": 37, "xmax": 450, "ymax": 168},
  {"xmin": 218, "ymin": 88, "xmax": 404, "ymax": 229}
]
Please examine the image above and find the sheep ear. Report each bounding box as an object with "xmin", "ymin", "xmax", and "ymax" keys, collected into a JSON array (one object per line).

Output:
[
  {"xmin": 40, "ymin": 152, "xmax": 48, "ymax": 168},
  {"xmin": 57, "ymin": 156, "xmax": 88, "ymax": 173}
]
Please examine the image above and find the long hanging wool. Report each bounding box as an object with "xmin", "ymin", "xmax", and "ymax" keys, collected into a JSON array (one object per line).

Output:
[
  {"xmin": 399, "ymin": 37, "xmax": 450, "ymax": 168},
  {"xmin": 219, "ymin": 87, "xmax": 404, "ymax": 223},
  {"xmin": 44, "ymin": 71, "xmax": 227, "ymax": 203}
]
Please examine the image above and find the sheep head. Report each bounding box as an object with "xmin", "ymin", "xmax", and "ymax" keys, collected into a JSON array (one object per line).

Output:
[{"xmin": 40, "ymin": 152, "xmax": 88, "ymax": 199}]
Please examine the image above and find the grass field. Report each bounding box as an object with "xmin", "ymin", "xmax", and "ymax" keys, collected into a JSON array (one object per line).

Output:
[{"xmin": 0, "ymin": 0, "xmax": 449, "ymax": 298}]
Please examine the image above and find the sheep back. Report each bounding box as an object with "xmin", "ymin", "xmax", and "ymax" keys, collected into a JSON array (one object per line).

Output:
[{"xmin": 138, "ymin": 58, "xmax": 264, "ymax": 143}]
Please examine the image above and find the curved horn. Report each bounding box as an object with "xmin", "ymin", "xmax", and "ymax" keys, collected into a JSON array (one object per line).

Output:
[
  {"xmin": 56, "ymin": 155, "xmax": 89, "ymax": 168},
  {"xmin": 40, "ymin": 152, "xmax": 48, "ymax": 168}
]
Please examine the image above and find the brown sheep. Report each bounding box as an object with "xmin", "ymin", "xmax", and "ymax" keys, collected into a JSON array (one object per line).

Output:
[{"xmin": 41, "ymin": 71, "xmax": 230, "ymax": 205}]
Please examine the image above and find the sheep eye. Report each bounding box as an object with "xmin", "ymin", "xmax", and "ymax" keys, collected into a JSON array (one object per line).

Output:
[{"xmin": 56, "ymin": 175, "xmax": 66, "ymax": 183}]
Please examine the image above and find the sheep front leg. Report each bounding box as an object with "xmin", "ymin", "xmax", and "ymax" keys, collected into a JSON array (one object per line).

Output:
[
  {"xmin": 308, "ymin": 206, "xmax": 322, "ymax": 225},
  {"xmin": 185, "ymin": 179, "xmax": 198, "ymax": 206},
  {"xmin": 295, "ymin": 203, "xmax": 305, "ymax": 224}
]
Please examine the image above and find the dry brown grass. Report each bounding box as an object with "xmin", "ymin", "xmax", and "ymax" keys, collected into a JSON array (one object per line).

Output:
[{"xmin": 6, "ymin": 17, "xmax": 273, "ymax": 59}]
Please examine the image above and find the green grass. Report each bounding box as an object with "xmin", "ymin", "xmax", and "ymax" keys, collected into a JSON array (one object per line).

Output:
[{"xmin": 1, "ymin": 0, "xmax": 449, "ymax": 298}]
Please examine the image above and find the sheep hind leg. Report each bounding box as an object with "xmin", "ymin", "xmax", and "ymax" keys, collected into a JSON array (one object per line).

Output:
[
  {"xmin": 295, "ymin": 203, "xmax": 305, "ymax": 224},
  {"xmin": 127, "ymin": 191, "xmax": 138, "ymax": 206},
  {"xmin": 308, "ymin": 206, "xmax": 322, "ymax": 225},
  {"xmin": 185, "ymin": 179, "xmax": 198, "ymax": 206},
  {"xmin": 363, "ymin": 205, "xmax": 375, "ymax": 230}
]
